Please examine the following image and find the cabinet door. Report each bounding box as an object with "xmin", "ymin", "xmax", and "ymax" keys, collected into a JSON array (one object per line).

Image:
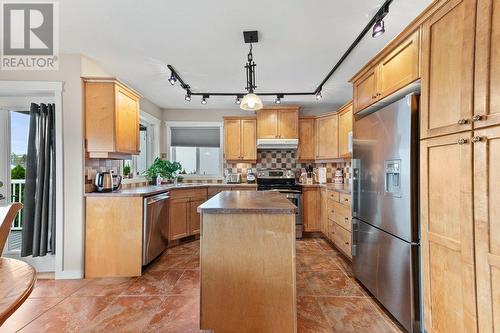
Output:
[
  {"xmin": 420, "ymin": 0, "xmax": 476, "ymax": 139},
  {"xmin": 115, "ymin": 86, "xmax": 139, "ymax": 154},
  {"xmin": 353, "ymin": 67, "xmax": 378, "ymax": 113},
  {"xmin": 189, "ymin": 198, "xmax": 206, "ymax": 235},
  {"xmin": 473, "ymin": 126, "xmax": 500, "ymax": 333},
  {"xmin": 420, "ymin": 132, "xmax": 477, "ymax": 333},
  {"xmin": 338, "ymin": 104, "xmax": 353, "ymax": 158},
  {"xmin": 303, "ymin": 188, "xmax": 320, "ymax": 232},
  {"xmin": 320, "ymin": 187, "xmax": 328, "ymax": 235},
  {"xmin": 169, "ymin": 198, "xmax": 189, "ymax": 240},
  {"xmin": 240, "ymin": 119, "xmax": 257, "ymax": 161},
  {"xmin": 257, "ymin": 109, "xmax": 278, "ymax": 139},
  {"xmin": 316, "ymin": 114, "xmax": 339, "ymax": 159},
  {"xmin": 297, "ymin": 118, "xmax": 315, "ymax": 161},
  {"xmin": 378, "ymin": 30, "xmax": 420, "ymax": 98},
  {"xmin": 224, "ymin": 119, "xmax": 242, "ymax": 160},
  {"xmin": 474, "ymin": 0, "xmax": 500, "ymax": 128},
  {"xmin": 278, "ymin": 109, "xmax": 299, "ymax": 139}
]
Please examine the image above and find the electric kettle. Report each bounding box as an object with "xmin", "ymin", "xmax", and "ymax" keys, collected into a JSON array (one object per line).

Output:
[{"xmin": 95, "ymin": 172, "xmax": 113, "ymax": 192}]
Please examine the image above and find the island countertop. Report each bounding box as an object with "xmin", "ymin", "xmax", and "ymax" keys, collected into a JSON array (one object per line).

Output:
[{"xmin": 198, "ymin": 190, "xmax": 297, "ymax": 214}]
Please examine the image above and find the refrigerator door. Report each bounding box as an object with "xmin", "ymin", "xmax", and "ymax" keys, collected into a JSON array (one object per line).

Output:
[
  {"xmin": 353, "ymin": 94, "xmax": 418, "ymax": 242},
  {"xmin": 353, "ymin": 219, "xmax": 419, "ymax": 333}
]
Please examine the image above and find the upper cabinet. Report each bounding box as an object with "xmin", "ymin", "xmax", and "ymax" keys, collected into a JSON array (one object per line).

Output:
[
  {"xmin": 474, "ymin": 0, "xmax": 500, "ymax": 129},
  {"xmin": 223, "ymin": 117, "xmax": 257, "ymax": 162},
  {"xmin": 338, "ymin": 102, "xmax": 353, "ymax": 158},
  {"xmin": 256, "ymin": 107, "xmax": 299, "ymax": 139},
  {"xmin": 352, "ymin": 30, "xmax": 420, "ymax": 114},
  {"xmin": 84, "ymin": 79, "xmax": 141, "ymax": 158},
  {"xmin": 297, "ymin": 117, "xmax": 315, "ymax": 161},
  {"xmin": 420, "ymin": 0, "xmax": 476, "ymax": 138},
  {"xmin": 315, "ymin": 113, "xmax": 339, "ymax": 160}
]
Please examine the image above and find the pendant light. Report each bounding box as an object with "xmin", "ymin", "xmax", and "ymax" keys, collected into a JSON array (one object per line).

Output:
[
  {"xmin": 240, "ymin": 42, "xmax": 263, "ymax": 111},
  {"xmin": 241, "ymin": 93, "xmax": 263, "ymax": 111}
]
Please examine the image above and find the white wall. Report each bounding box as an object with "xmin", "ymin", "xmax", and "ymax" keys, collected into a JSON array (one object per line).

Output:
[{"xmin": 0, "ymin": 54, "xmax": 84, "ymax": 276}]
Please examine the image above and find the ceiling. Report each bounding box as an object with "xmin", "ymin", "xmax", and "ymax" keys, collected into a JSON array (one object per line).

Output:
[{"xmin": 60, "ymin": 0, "xmax": 431, "ymax": 111}]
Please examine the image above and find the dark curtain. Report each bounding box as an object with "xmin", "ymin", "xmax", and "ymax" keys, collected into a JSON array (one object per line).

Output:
[{"xmin": 21, "ymin": 103, "xmax": 56, "ymax": 257}]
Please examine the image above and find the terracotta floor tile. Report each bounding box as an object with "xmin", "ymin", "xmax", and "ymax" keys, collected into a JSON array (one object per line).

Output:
[
  {"xmin": 122, "ymin": 270, "xmax": 183, "ymax": 296},
  {"xmin": 148, "ymin": 254, "xmax": 194, "ymax": 271},
  {"xmin": 297, "ymin": 253, "xmax": 342, "ymax": 272},
  {"xmin": 169, "ymin": 270, "xmax": 200, "ymax": 295},
  {"xmin": 165, "ymin": 244, "xmax": 198, "ymax": 256},
  {"xmin": 73, "ymin": 277, "xmax": 138, "ymax": 297},
  {"xmin": 296, "ymin": 240, "xmax": 325, "ymax": 254},
  {"xmin": 298, "ymin": 270, "xmax": 364, "ymax": 297},
  {"xmin": 313, "ymin": 238, "xmax": 337, "ymax": 252},
  {"xmin": 86, "ymin": 296, "xmax": 164, "ymax": 333},
  {"xmin": 29, "ymin": 279, "xmax": 91, "ymax": 298},
  {"xmin": 330, "ymin": 255, "xmax": 354, "ymax": 277},
  {"xmin": 318, "ymin": 296, "xmax": 397, "ymax": 333},
  {"xmin": 0, "ymin": 297, "xmax": 63, "ymax": 333},
  {"xmin": 144, "ymin": 295, "xmax": 201, "ymax": 333},
  {"xmin": 184, "ymin": 255, "xmax": 200, "ymax": 270},
  {"xmin": 297, "ymin": 296, "xmax": 332, "ymax": 333},
  {"xmin": 18, "ymin": 296, "xmax": 113, "ymax": 333}
]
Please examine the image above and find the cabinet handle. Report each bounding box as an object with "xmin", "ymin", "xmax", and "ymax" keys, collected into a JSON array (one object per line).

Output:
[
  {"xmin": 472, "ymin": 115, "xmax": 483, "ymax": 122},
  {"xmin": 345, "ymin": 242, "xmax": 350, "ymax": 245},
  {"xmin": 345, "ymin": 217, "xmax": 349, "ymax": 221},
  {"xmin": 457, "ymin": 138, "xmax": 468, "ymax": 145},
  {"xmin": 376, "ymin": 92, "xmax": 381, "ymax": 97},
  {"xmin": 458, "ymin": 119, "xmax": 468, "ymax": 125},
  {"xmin": 344, "ymin": 198, "xmax": 349, "ymax": 202},
  {"xmin": 372, "ymin": 95, "xmax": 377, "ymax": 99},
  {"xmin": 471, "ymin": 136, "xmax": 483, "ymax": 143}
]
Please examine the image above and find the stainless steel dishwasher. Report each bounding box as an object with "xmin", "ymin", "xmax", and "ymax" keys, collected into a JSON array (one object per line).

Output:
[{"xmin": 143, "ymin": 192, "xmax": 170, "ymax": 265}]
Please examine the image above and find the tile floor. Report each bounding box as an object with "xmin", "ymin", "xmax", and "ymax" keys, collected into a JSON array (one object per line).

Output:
[{"xmin": 1, "ymin": 238, "xmax": 403, "ymax": 333}]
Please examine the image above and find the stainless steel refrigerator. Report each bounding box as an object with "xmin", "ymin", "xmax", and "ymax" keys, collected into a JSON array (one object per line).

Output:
[{"xmin": 352, "ymin": 93, "xmax": 420, "ymax": 333}]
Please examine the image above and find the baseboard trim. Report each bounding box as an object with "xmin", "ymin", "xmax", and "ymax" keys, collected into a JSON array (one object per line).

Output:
[{"xmin": 55, "ymin": 269, "xmax": 83, "ymax": 280}]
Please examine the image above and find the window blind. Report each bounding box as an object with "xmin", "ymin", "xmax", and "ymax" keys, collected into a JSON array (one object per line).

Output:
[{"xmin": 170, "ymin": 127, "xmax": 220, "ymax": 148}]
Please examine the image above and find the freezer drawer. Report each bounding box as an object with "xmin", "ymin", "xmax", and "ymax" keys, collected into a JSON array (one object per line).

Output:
[{"xmin": 353, "ymin": 219, "xmax": 420, "ymax": 333}]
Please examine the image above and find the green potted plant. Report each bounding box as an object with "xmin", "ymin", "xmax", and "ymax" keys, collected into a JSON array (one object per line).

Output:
[
  {"xmin": 123, "ymin": 164, "xmax": 131, "ymax": 179},
  {"xmin": 143, "ymin": 158, "xmax": 182, "ymax": 185}
]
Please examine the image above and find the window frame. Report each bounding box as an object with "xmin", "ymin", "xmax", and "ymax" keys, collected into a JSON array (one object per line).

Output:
[{"xmin": 165, "ymin": 121, "xmax": 224, "ymax": 179}]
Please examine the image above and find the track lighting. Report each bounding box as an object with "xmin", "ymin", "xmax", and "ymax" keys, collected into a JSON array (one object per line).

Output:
[
  {"xmin": 201, "ymin": 95, "xmax": 209, "ymax": 105},
  {"xmin": 185, "ymin": 93, "xmax": 191, "ymax": 102},
  {"xmin": 235, "ymin": 96, "xmax": 241, "ymax": 105},
  {"xmin": 275, "ymin": 94, "xmax": 283, "ymax": 104},
  {"xmin": 169, "ymin": 72, "xmax": 177, "ymax": 85},
  {"xmin": 315, "ymin": 91, "xmax": 322, "ymax": 100},
  {"xmin": 372, "ymin": 19, "xmax": 385, "ymax": 38}
]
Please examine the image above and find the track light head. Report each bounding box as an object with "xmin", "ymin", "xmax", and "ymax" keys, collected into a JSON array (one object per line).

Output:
[
  {"xmin": 235, "ymin": 95, "xmax": 242, "ymax": 105},
  {"xmin": 169, "ymin": 72, "xmax": 177, "ymax": 85},
  {"xmin": 185, "ymin": 93, "xmax": 191, "ymax": 102},
  {"xmin": 201, "ymin": 95, "xmax": 209, "ymax": 105},
  {"xmin": 315, "ymin": 90, "xmax": 322, "ymax": 100},
  {"xmin": 275, "ymin": 94, "xmax": 283, "ymax": 104},
  {"xmin": 372, "ymin": 19, "xmax": 385, "ymax": 38}
]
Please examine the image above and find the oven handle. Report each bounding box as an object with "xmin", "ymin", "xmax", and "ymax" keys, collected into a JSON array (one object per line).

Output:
[{"xmin": 260, "ymin": 189, "xmax": 302, "ymax": 194}]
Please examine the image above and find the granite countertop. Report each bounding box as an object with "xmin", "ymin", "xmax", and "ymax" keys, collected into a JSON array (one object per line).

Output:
[
  {"xmin": 299, "ymin": 183, "xmax": 352, "ymax": 194},
  {"xmin": 198, "ymin": 191, "xmax": 298, "ymax": 214},
  {"xmin": 84, "ymin": 183, "xmax": 257, "ymax": 197}
]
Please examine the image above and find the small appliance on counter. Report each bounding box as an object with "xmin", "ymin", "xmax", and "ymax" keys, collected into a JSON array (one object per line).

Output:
[
  {"xmin": 225, "ymin": 173, "xmax": 242, "ymax": 184},
  {"xmin": 317, "ymin": 167, "xmax": 327, "ymax": 184},
  {"xmin": 305, "ymin": 165, "xmax": 314, "ymax": 185},
  {"xmin": 246, "ymin": 169, "xmax": 256, "ymax": 184},
  {"xmin": 95, "ymin": 171, "xmax": 122, "ymax": 192},
  {"xmin": 334, "ymin": 168, "xmax": 344, "ymax": 184}
]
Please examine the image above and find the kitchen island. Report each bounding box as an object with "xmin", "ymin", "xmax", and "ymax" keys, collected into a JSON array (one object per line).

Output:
[{"xmin": 198, "ymin": 191, "xmax": 298, "ymax": 333}]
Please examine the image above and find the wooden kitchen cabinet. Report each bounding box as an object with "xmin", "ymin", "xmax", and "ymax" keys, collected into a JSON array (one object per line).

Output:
[
  {"xmin": 473, "ymin": 125, "xmax": 500, "ymax": 333},
  {"xmin": 338, "ymin": 103, "xmax": 353, "ymax": 158},
  {"xmin": 84, "ymin": 79, "xmax": 140, "ymax": 158},
  {"xmin": 320, "ymin": 187, "xmax": 328, "ymax": 235},
  {"xmin": 303, "ymin": 187, "xmax": 320, "ymax": 232},
  {"xmin": 352, "ymin": 31, "xmax": 420, "ymax": 114},
  {"xmin": 315, "ymin": 113, "xmax": 339, "ymax": 160},
  {"xmin": 420, "ymin": 132, "xmax": 477, "ymax": 333},
  {"xmin": 256, "ymin": 107, "xmax": 299, "ymax": 139},
  {"xmin": 297, "ymin": 117, "xmax": 316, "ymax": 161},
  {"xmin": 223, "ymin": 117, "xmax": 256, "ymax": 162},
  {"xmin": 420, "ymin": 0, "xmax": 476, "ymax": 139},
  {"xmin": 474, "ymin": 0, "xmax": 500, "ymax": 129},
  {"xmin": 169, "ymin": 188, "xmax": 208, "ymax": 240}
]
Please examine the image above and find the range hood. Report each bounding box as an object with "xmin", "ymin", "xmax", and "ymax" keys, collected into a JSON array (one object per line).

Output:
[{"xmin": 256, "ymin": 139, "xmax": 298, "ymax": 150}]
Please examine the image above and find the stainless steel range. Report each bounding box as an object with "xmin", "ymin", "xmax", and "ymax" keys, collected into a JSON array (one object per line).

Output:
[{"xmin": 256, "ymin": 169, "xmax": 303, "ymax": 238}]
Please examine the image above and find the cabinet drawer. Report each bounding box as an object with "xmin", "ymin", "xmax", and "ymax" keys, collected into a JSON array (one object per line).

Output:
[
  {"xmin": 327, "ymin": 190, "xmax": 340, "ymax": 202},
  {"xmin": 170, "ymin": 188, "xmax": 207, "ymax": 200},
  {"xmin": 329, "ymin": 200, "xmax": 352, "ymax": 231},
  {"xmin": 333, "ymin": 224, "xmax": 352, "ymax": 259},
  {"xmin": 339, "ymin": 193, "xmax": 351, "ymax": 207}
]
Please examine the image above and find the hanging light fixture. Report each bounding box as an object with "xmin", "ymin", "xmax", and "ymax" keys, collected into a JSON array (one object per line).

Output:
[{"xmin": 240, "ymin": 36, "xmax": 263, "ymax": 111}]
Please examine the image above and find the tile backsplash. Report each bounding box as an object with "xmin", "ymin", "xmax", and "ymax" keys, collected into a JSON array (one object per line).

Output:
[{"xmin": 225, "ymin": 150, "xmax": 351, "ymax": 183}]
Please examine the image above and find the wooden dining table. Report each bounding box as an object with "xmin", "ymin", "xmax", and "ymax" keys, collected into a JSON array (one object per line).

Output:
[{"xmin": 0, "ymin": 257, "xmax": 36, "ymax": 326}]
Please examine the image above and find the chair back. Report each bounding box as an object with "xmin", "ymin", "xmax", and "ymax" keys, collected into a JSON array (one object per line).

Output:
[{"xmin": 0, "ymin": 203, "xmax": 23, "ymax": 254}]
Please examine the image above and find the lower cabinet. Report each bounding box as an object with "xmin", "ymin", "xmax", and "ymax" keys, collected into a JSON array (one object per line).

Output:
[
  {"xmin": 169, "ymin": 188, "xmax": 208, "ymax": 240},
  {"xmin": 303, "ymin": 187, "xmax": 321, "ymax": 232},
  {"xmin": 322, "ymin": 188, "xmax": 352, "ymax": 259}
]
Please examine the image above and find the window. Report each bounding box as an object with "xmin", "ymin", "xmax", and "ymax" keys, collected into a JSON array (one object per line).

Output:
[{"xmin": 168, "ymin": 124, "xmax": 222, "ymax": 177}]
